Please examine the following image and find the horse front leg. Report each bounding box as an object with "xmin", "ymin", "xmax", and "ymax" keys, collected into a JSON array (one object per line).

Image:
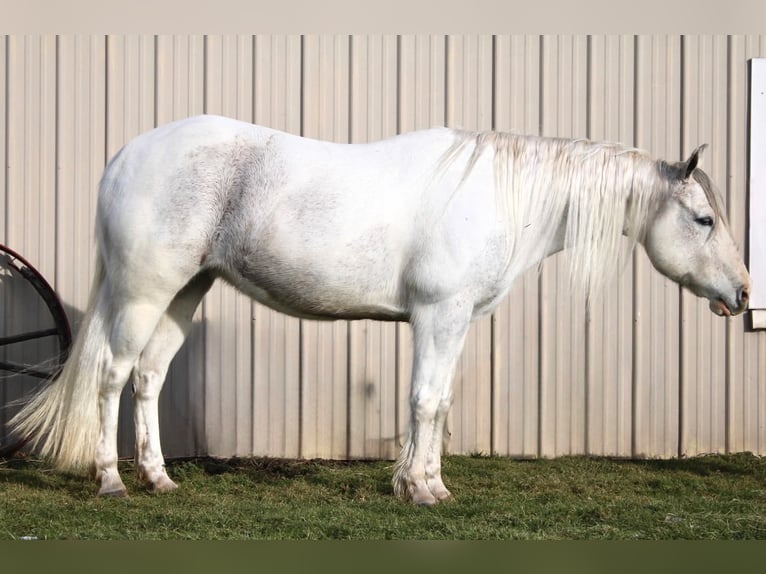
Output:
[
  {"xmin": 423, "ymin": 383, "xmax": 455, "ymax": 502},
  {"xmin": 393, "ymin": 298, "xmax": 470, "ymax": 506}
]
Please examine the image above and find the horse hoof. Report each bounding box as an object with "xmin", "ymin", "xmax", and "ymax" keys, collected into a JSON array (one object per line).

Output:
[
  {"xmin": 98, "ymin": 487, "xmax": 129, "ymax": 498},
  {"xmin": 434, "ymin": 491, "xmax": 453, "ymax": 503},
  {"xmin": 148, "ymin": 477, "xmax": 178, "ymax": 494},
  {"xmin": 410, "ymin": 490, "xmax": 438, "ymax": 506}
]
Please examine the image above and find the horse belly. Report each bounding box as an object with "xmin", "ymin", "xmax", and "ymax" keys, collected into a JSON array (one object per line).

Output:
[{"xmin": 220, "ymin": 218, "xmax": 409, "ymax": 321}]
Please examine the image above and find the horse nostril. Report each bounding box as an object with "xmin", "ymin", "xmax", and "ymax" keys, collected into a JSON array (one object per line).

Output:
[{"xmin": 739, "ymin": 287, "xmax": 749, "ymax": 305}]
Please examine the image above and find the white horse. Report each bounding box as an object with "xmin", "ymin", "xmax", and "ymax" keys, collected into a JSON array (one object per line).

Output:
[{"xmin": 9, "ymin": 115, "xmax": 750, "ymax": 505}]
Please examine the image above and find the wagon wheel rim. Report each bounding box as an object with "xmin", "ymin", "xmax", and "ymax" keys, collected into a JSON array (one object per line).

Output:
[{"xmin": 0, "ymin": 244, "xmax": 73, "ymax": 457}]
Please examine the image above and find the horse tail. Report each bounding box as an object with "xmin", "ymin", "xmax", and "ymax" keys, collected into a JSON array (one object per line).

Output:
[{"xmin": 8, "ymin": 253, "xmax": 110, "ymax": 471}]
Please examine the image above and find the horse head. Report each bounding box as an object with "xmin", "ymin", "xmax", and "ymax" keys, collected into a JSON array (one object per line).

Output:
[{"xmin": 643, "ymin": 145, "xmax": 751, "ymax": 316}]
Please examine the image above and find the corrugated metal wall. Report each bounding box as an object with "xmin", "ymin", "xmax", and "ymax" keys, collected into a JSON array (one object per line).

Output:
[{"xmin": 1, "ymin": 34, "xmax": 765, "ymax": 461}]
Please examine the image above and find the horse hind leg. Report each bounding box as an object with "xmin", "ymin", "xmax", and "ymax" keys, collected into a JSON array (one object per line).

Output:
[
  {"xmin": 131, "ymin": 272, "xmax": 214, "ymax": 493},
  {"xmin": 96, "ymin": 297, "xmax": 178, "ymax": 497}
]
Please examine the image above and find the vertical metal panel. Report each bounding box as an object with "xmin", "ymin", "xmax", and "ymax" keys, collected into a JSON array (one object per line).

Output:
[
  {"xmin": 492, "ymin": 35, "xmax": 541, "ymax": 458},
  {"xmin": 105, "ymin": 34, "xmax": 157, "ymax": 455},
  {"xmin": 398, "ymin": 35, "xmax": 446, "ymax": 130},
  {"xmin": 538, "ymin": 35, "xmax": 589, "ymax": 457},
  {"xmin": 743, "ymin": 36, "xmax": 766, "ymax": 455},
  {"xmin": 153, "ymin": 35, "xmax": 207, "ymax": 456},
  {"xmin": 0, "ymin": 36, "xmax": 9, "ymax": 425},
  {"xmin": 633, "ymin": 35, "xmax": 683, "ymax": 458},
  {"xmin": 299, "ymin": 35, "xmax": 351, "ymax": 459},
  {"xmin": 444, "ymin": 35, "xmax": 494, "ymax": 456},
  {"xmin": 202, "ymin": 35, "xmax": 255, "ymax": 457},
  {"xmin": 347, "ymin": 34, "xmax": 399, "ymax": 459},
  {"xmin": 396, "ymin": 35, "xmax": 447, "ymax": 454},
  {"xmin": 585, "ymin": 35, "xmax": 635, "ymax": 457},
  {"xmin": 251, "ymin": 34, "xmax": 303, "ymax": 458},
  {"xmin": 726, "ymin": 35, "xmax": 751, "ymax": 453},
  {"xmin": 56, "ymin": 35, "xmax": 105, "ymax": 320},
  {"xmin": 680, "ymin": 35, "xmax": 729, "ymax": 455},
  {"xmin": 155, "ymin": 35, "xmax": 205, "ymax": 123},
  {"xmin": 750, "ymin": 53, "xmax": 766, "ymax": 322},
  {"xmin": 2, "ymin": 34, "xmax": 766, "ymax": 463},
  {"xmin": 6, "ymin": 36, "xmax": 58, "ymax": 281},
  {"xmin": 737, "ymin": 36, "xmax": 766, "ymax": 454},
  {"xmin": 0, "ymin": 37, "xmax": 5, "ymax": 246},
  {"xmin": 106, "ymin": 35, "xmax": 155, "ymax": 155},
  {"xmin": 2, "ymin": 35, "xmax": 59, "ymax": 441}
]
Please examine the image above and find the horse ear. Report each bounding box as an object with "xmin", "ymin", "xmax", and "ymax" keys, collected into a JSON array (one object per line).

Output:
[{"xmin": 683, "ymin": 144, "xmax": 708, "ymax": 180}]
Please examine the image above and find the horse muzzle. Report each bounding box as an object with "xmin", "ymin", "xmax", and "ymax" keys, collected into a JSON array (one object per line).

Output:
[{"xmin": 709, "ymin": 284, "xmax": 750, "ymax": 317}]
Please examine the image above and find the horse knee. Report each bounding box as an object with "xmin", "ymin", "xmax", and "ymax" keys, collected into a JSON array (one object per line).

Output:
[
  {"xmin": 411, "ymin": 394, "xmax": 440, "ymax": 421},
  {"xmin": 411, "ymin": 385, "xmax": 453, "ymax": 418}
]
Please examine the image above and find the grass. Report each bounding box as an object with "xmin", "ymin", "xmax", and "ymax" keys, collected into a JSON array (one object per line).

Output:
[{"xmin": 1, "ymin": 453, "xmax": 766, "ymax": 540}]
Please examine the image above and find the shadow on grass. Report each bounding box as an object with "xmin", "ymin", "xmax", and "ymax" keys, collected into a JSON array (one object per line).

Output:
[
  {"xmin": 3, "ymin": 452, "xmax": 763, "ymax": 500},
  {"xmin": 166, "ymin": 456, "xmax": 395, "ymax": 495},
  {"xmin": 171, "ymin": 456, "xmax": 342, "ymax": 479},
  {"xmin": 0, "ymin": 454, "xmax": 93, "ymax": 495},
  {"xmin": 1, "ymin": 454, "xmax": 397, "ymax": 498},
  {"xmin": 611, "ymin": 453, "xmax": 765, "ymax": 478}
]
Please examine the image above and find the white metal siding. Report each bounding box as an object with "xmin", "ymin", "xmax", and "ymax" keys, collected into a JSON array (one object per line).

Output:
[
  {"xmin": 1, "ymin": 34, "xmax": 765, "ymax": 461},
  {"xmin": 749, "ymin": 58, "xmax": 766, "ymax": 331}
]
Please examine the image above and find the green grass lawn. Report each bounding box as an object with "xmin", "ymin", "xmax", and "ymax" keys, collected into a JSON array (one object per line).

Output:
[{"xmin": 1, "ymin": 453, "xmax": 765, "ymax": 540}]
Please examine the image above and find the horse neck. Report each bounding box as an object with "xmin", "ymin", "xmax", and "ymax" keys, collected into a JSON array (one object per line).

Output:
[
  {"xmin": 436, "ymin": 130, "xmax": 663, "ymax": 294},
  {"xmin": 508, "ymin": 147, "xmax": 662, "ymax": 295}
]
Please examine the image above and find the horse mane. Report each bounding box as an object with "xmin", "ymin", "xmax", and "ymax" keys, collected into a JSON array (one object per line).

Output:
[{"xmin": 434, "ymin": 129, "xmax": 671, "ymax": 299}]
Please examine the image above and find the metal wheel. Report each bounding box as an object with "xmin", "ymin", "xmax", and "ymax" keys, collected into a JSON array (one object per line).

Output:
[{"xmin": 0, "ymin": 244, "xmax": 73, "ymax": 457}]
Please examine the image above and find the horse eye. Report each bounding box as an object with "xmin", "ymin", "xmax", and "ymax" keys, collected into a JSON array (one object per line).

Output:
[{"xmin": 695, "ymin": 216, "xmax": 714, "ymax": 227}]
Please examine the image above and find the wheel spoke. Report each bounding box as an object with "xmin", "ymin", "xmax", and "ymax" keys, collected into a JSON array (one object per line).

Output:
[
  {"xmin": 0, "ymin": 359, "xmax": 61, "ymax": 379},
  {"xmin": 0, "ymin": 328, "xmax": 61, "ymax": 347}
]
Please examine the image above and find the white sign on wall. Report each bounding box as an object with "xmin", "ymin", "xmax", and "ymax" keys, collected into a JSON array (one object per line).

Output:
[{"xmin": 750, "ymin": 59, "xmax": 766, "ymax": 328}]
